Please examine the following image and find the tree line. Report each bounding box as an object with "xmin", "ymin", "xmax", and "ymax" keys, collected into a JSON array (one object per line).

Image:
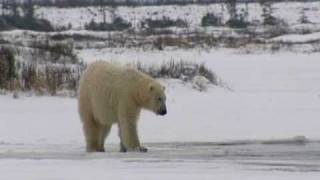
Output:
[{"xmin": 0, "ymin": 0, "xmax": 317, "ymax": 8}]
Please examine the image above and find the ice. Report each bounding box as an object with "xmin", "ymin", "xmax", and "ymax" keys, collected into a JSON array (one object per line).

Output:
[{"xmin": 1, "ymin": 51, "xmax": 320, "ymax": 179}]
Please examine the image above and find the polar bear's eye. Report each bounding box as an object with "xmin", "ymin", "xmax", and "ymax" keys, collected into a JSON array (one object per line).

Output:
[{"xmin": 158, "ymin": 97, "xmax": 162, "ymax": 101}]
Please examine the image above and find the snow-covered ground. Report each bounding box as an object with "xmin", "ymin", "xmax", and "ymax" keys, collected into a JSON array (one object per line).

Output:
[
  {"xmin": 1, "ymin": 142, "xmax": 320, "ymax": 179},
  {"xmin": 1, "ymin": 51, "xmax": 320, "ymax": 179},
  {"xmin": 2, "ymin": 1, "xmax": 320, "ymax": 178},
  {"xmin": 35, "ymin": 2, "xmax": 320, "ymax": 30}
]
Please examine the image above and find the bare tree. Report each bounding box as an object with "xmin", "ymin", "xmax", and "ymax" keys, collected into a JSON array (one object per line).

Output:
[
  {"xmin": 243, "ymin": 2, "xmax": 249, "ymax": 22},
  {"xmin": 9, "ymin": 0, "xmax": 19, "ymax": 17},
  {"xmin": 226, "ymin": 0, "xmax": 237, "ymax": 21},
  {"xmin": 1, "ymin": 0, "xmax": 9, "ymax": 16},
  {"xmin": 260, "ymin": 0, "xmax": 276, "ymax": 25},
  {"xmin": 97, "ymin": 0, "xmax": 107, "ymax": 24},
  {"xmin": 107, "ymin": 0, "xmax": 117, "ymax": 21},
  {"xmin": 299, "ymin": 6, "xmax": 310, "ymax": 24},
  {"xmin": 96, "ymin": 0, "xmax": 117, "ymax": 23},
  {"xmin": 24, "ymin": 0, "xmax": 34, "ymax": 22},
  {"xmin": 1, "ymin": 0, "xmax": 19, "ymax": 17}
]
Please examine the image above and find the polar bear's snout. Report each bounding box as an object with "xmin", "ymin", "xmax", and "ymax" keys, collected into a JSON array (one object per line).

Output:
[{"xmin": 158, "ymin": 104, "xmax": 167, "ymax": 116}]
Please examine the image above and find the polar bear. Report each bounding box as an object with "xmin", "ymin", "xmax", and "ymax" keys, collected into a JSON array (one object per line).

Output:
[{"xmin": 78, "ymin": 61, "xmax": 167, "ymax": 152}]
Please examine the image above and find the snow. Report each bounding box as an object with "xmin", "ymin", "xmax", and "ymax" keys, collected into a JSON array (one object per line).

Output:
[
  {"xmin": 1, "ymin": 51, "xmax": 320, "ymax": 179},
  {"xmin": 2, "ymin": 158, "xmax": 318, "ymax": 180},
  {"xmin": 1, "ymin": 141, "xmax": 320, "ymax": 179},
  {"xmin": 2, "ymin": 0, "xmax": 320, "ymax": 178},
  {"xmin": 270, "ymin": 32, "xmax": 320, "ymax": 43},
  {"xmin": 35, "ymin": 2, "xmax": 320, "ymax": 30},
  {"xmin": 3, "ymin": 48, "xmax": 315, "ymax": 143}
]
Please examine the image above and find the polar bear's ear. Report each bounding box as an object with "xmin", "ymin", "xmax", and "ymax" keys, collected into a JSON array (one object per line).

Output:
[{"xmin": 149, "ymin": 84, "xmax": 154, "ymax": 91}]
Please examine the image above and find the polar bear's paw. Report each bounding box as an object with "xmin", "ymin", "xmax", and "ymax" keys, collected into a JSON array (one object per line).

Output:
[
  {"xmin": 138, "ymin": 146, "xmax": 148, "ymax": 152},
  {"xmin": 120, "ymin": 143, "xmax": 148, "ymax": 153}
]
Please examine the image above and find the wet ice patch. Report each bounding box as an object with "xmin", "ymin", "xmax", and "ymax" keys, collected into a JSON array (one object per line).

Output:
[{"xmin": 261, "ymin": 136, "xmax": 308, "ymax": 145}]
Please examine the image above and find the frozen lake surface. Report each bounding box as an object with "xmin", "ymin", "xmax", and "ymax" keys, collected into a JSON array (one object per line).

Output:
[
  {"xmin": 1, "ymin": 141, "xmax": 320, "ymax": 179},
  {"xmin": 1, "ymin": 52, "xmax": 320, "ymax": 179}
]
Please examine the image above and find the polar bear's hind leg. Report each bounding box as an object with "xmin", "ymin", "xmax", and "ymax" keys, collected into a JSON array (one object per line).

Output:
[{"xmin": 82, "ymin": 118, "xmax": 108, "ymax": 152}]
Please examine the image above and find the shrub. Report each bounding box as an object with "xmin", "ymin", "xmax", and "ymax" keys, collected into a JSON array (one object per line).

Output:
[
  {"xmin": 226, "ymin": 18, "xmax": 249, "ymax": 29},
  {"xmin": 111, "ymin": 17, "xmax": 132, "ymax": 31},
  {"xmin": 0, "ymin": 17, "xmax": 10, "ymax": 31},
  {"xmin": 266, "ymin": 22, "xmax": 289, "ymax": 38},
  {"xmin": 263, "ymin": 15, "xmax": 279, "ymax": 26},
  {"xmin": 29, "ymin": 41, "xmax": 79, "ymax": 64},
  {"xmin": 51, "ymin": 34, "xmax": 104, "ymax": 41},
  {"xmin": 0, "ymin": 57, "xmax": 10, "ymax": 89},
  {"xmin": 25, "ymin": 19, "xmax": 54, "ymax": 32},
  {"xmin": 299, "ymin": 7, "xmax": 311, "ymax": 24},
  {"xmin": 0, "ymin": 45, "xmax": 84, "ymax": 95},
  {"xmin": 136, "ymin": 61, "xmax": 218, "ymax": 86},
  {"xmin": 19, "ymin": 62, "xmax": 85, "ymax": 96},
  {"xmin": 20, "ymin": 62, "xmax": 39, "ymax": 91},
  {"xmin": 201, "ymin": 13, "xmax": 222, "ymax": 27},
  {"xmin": 85, "ymin": 17, "xmax": 131, "ymax": 31},
  {"xmin": 48, "ymin": 43, "xmax": 78, "ymax": 64},
  {"xmin": 153, "ymin": 36, "xmax": 190, "ymax": 50},
  {"xmin": 142, "ymin": 17, "xmax": 188, "ymax": 29},
  {"xmin": 44, "ymin": 64, "xmax": 83, "ymax": 95},
  {"xmin": 0, "ymin": 15, "xmax": 54, "ymax": 32},
  {"xmin": 260, "ymin": 1, "xmax": 284, "ymax": 26},
  {"xmin": 225, "ymin": 1, "xmax": 249, "ymax": 29},
  {"xmin": 0, "ymin": 47, "xmax": 16, "ymax": 89}
]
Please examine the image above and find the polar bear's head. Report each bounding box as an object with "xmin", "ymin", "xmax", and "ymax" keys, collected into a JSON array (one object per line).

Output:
[{"xmin": 143, "ymin": 82, "xmax": 167, "ymax": 116}]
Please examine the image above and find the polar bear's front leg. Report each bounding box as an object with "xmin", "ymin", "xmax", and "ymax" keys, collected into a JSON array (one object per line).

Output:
[
  {"xmin": 118, "ymin": 119, "xmax": 147, "ymax": 152},
  {"xmin": 120, "ymin": 141, "xmax": 147, "ymax": 152}
]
